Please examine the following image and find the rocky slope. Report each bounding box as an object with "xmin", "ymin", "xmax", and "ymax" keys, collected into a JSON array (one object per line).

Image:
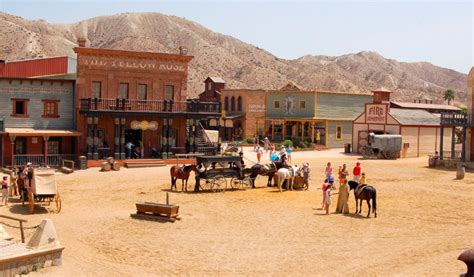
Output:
[{"xmin": 0, "ymin": 12, "xmax": 467, "ymax": 103}]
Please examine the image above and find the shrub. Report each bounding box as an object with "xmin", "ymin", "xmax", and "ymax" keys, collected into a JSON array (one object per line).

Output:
[
  {"xmin": 245, "ymin": 137, "xmax": 254, "ymax": 144},
  {"xmin": 282, "ymin": 139, "xmax": 293, "ymax": 148}
]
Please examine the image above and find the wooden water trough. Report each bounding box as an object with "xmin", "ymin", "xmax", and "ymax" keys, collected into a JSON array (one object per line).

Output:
[{"xmin": 131, "ymin": 201, "xmax": 180, "ymax": 222}]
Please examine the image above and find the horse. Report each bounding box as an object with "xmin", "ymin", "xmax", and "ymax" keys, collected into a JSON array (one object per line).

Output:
[
  {"xmin": 348, "ymin": 181, "xmax": 377, "ymax": 218},
  {"xmin": 249, "ymin": 161, "xmax": 286, "ymax": 188},
  {"xmin": 276, "ymin": 165, "xmax": 300, "ymax": 192},
  {"xmin": 170, "ymin": 165, "xmax": 195, "ymax": 192}
]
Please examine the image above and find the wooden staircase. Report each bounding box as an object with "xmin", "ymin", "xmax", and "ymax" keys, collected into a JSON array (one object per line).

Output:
[{"xmin": 125, "ymin": 159, "xmax": 166, "ymax": 168}]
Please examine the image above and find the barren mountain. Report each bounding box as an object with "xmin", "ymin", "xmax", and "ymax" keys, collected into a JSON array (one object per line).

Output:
[{"xmin": 0, "ymin": 12, "xmax": 468, "ymax": 103}]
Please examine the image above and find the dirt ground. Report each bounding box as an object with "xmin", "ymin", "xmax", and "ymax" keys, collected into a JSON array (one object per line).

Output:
[{"xmin": 1, "ymin": 148, "xmax": 473, "ymax": 276}]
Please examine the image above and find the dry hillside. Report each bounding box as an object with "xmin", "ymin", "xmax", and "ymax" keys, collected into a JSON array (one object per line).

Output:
[{"xmin": 0, "ymin": 12, "xmax": 468, "ymax": 103}]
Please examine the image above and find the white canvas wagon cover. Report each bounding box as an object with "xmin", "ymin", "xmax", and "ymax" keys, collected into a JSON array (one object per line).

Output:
[{"xmin": 32, "ymin": 168, "xmax": 57, "ymax": 195}]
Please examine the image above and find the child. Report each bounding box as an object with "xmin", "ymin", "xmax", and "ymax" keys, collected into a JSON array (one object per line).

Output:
[
  {"xmin": 256, "ymin": 145, "xmax": 263, "ymax": 163},
  {"xmin": 325, "ymin": 162, "xmax": 333, "ymax": 179},
  {"xmin": 1, "ymin": 176, "xmax": 8, "ymax": 206},
  {"xmin": 339, "ymin": 164, "xmax": 349, "ymax": 188},
  {"xmin": 287, "ymin": 146, "xmax": 293, "ymax": 163},
  {"xmin": 328, "ymin": 173, "xmax": 335, "ymax": 189},
  {"xmin": 321, "ymin": 179, "xmax": 328, "ymax": 208},
  {"xmin": 302, "ymin": 163, "xmax": 310, "ymax": 190},
  {"xmin": 324, "ymin": 183, "xmax": 332, "ymax": 215},
  {"xmin": 360, "ymin": 172, "xmax": 367, "ymax": 185},
  {"xmin": 9, "ymin": 169, "xmax": 18, "ymax": 197}
]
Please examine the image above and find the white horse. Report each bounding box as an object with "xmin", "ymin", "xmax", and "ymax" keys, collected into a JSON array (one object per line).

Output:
[{"xmin": 276, "ymin": 165, "xmax": 300, "ymax": 192}]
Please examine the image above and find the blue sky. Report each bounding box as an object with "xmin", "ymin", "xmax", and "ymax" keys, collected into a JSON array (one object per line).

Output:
[{"xmin": 1, "ymin": 0, "xmax": 472, "ymax": 73}]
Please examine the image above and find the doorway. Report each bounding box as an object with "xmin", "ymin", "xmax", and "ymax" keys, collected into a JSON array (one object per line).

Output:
[{"xmin": 125, "ymin": 129, "xmax": 143, "ymax": 158}]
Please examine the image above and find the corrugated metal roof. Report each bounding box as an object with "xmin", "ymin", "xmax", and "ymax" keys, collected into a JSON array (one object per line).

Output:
[
  {"xmin": 389, "ymin": 108, "xmax": 440, "ymax": 125},
  {"xmin": 316, "ymin": 94, "xmax": 373, "ymax": 120},
  {"xmin": 0, "ymin": 56, "xmax": 75, "ymax": 78},
  {"xmin": 391, "ymin": 101, "xmax": 460, "ymax": 111}
]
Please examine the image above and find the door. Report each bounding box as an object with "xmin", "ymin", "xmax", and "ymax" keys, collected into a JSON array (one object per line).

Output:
[{"xmin": 358, "ymin": 131, "xmax": 369, "ymax": 153}]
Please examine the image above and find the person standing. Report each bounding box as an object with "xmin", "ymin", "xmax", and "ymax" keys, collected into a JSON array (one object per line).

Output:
[
  {"xmin": 325, "ymin": 162, "xmax": 333, "ymax": 179},
  {"xmin": 125, "ymin": 142, "xmax": 134, "ymax": 159},
  {"xmin": 335, "ymin": 180, "xmax": 350, "ymax": 214},
  {"xmin": 9, "ymin": 169, "xmax": 18, "ymax": 197},
  {"xmin": 139, "ymin": 140, "xmax": 145, "ymax": 158},
  {"xmin": 302, "ymin": 163, "xmax": 310, "ymax": 190},
  {"xmin": 353, "ymin": 162, "xmax": 361, "ymax": 183},
  {"xmin": 339, "ymin": 164, "xmax": 349, "ymax": 188},
  {"xmin": 321, "ymin": 179, "xmax": 328, "ymax": 209},
  {"xmin": 264, "ymin": 137, "xmax": 270, "ymax": 152},
  {"xmin": 287, "ymin": 145, "xmax": 293, "ymax": 163},
  {"xmin": 256, "ymin": 145, "xmax": 263, "ymax": 163},
  {"xmin": 324, "ymin": 183, "xmax": 332, "ymax": 215},
  {"xmin": 1, "ymin": 176, "xmax": 8, "ymax": 206},
  {"xmin": 316, "ymin": 130, "xmax": 321, "ymax": 144}
]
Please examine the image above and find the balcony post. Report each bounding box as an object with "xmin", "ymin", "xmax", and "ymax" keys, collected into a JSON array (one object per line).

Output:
[
  {"xmin": 93, "ymin": 98, "xmax": 98, "ymax": 110},
  {"xmin": 439, "ymin": 127, "xmax": 444, "ymax": 160},
  {"xmin": 86, "ymin": 117, "xmax": 93, "ymax": 160},
  {"xmin": 114, "ymin": 118, "xmax": 121, "ymax": 160},
  {"xmin": 120, "ymin": 118, "xmax": 126, "ymax": 160},
  {"xmin": 43, "ymin": 136, "xmax": 49, "ymax": 166},
  {"xmin": 92, "ymin": 117, "xmax": 99, "ymax": 160},
  {"xmin": 9, "ymin": 135, "xmax": 15, "ymax": 167},
  {"xmin": 462, "ymin": 127, "xmax": 467, "ymax": 162},
  {"xmin": 451, "ymin": 127, "xmax": 456, "ymax": 159}
]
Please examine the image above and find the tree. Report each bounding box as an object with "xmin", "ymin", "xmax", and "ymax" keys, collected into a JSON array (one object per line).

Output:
[
  {"xmin": 444, "ymin": 89, "xmax": 455, "ymax": 105},
  {"xmin": 460, "ymin": 106, "xmax": 468, "ymax": 114}
]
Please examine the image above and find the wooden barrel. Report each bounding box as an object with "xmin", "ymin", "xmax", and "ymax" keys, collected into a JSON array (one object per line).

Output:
[
  {"xmin": 112, "ymin": 161, "xmax": 121, "ymax": 171},
  {"xmin": 428, "ymin": 157, "xmax": 436, "ymax": 168},
  {"xmin": 101, "ymin": 162, "xmax": 111, "ymax": 172},
  {"xmin": 106, "ymin": 157, "xmax": 115, "ymax": 164},
  {"xmin": 456, "ymin": 165, "xmax": 465, "ymax": 180}
]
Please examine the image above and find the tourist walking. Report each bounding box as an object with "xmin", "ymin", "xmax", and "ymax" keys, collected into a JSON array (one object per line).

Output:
[
  {"xmin": 125, "ymin": 142, "xmax": 134, "ymax": 159},
  {"xmin": 339, "ymin": 164, "xmax": 349, "ymax": 188},
  {"xmin": 9, "ymin": 168, "xmax": 18, "ymax": 196},
  {"xmin": 324, "ymin": 183, "xmax": 332, "ymax": 215},
  {"xmin": 302, "ymin": 163, "xmax": 310, "ymax": 189},
  {"xmin": 353, "ymin": 162, "xmax": 361, "ymax": 183},
  {"xmin": 325, "ymin": 162, "xmax": 333, "ymax": 179},
  {"xmin": 1, "ymin": 176, "xmax": 8, "ymax": 206},
  {"xmin": 256, "ymin": 145, "xmax": 263, "ymax": 163},
  {"xmin": 335, "ymin": 180, "xmax": 350, "ymax": 214},
  {"xmin": 321, "ymin": 178, "xmax": 328, "ymax": 208},
  {"xmin": 264, "ymin": 137, "xmax": 270, "ymax": 152},
  {"xmin": 287, "ymin": 145, "xmax": 293, "ymax": 163}
]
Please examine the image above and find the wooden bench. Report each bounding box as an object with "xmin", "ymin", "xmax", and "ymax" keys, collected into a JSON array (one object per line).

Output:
[{"xmin": 131, "ymin": 202, "xmax": 180, "ymax": 222}]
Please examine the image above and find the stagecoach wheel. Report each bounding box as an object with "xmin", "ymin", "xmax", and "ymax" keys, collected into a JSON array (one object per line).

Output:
[
  {"xmin": 361, "ymin": 146, "xmax": 374, "ymax": 158},
  {"xmin": 28, "ymin": 191, "xmax": 35, "ymax": 214},
  {"xmin": 241, "ymin": 176, "xmax": 252, "ymax": 190},
  {"xmin": 230, "ymin": 178, "xmax": 241, "ymax": 190},
  {"xmin": 211, "ymin": 176, "xmax": 227, "ymax": 192},
  {"xmin": 55, "ymin": 193, "xmax": 62, "ymax": 213}
]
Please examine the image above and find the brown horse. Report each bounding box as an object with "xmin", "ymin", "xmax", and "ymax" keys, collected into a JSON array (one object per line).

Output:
[
  {"xmin": 170, "ymin": 165, "xmax": 195, "ymax": 192},
  {"xmin": 348, "ymin": 181, "xmax": 377, "ymax": 218}
]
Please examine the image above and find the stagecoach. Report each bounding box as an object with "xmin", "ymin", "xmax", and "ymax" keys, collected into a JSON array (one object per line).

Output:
[
  {"xmin": 22, "ymin": 168, "xmax": 62, "ymax": 214},
  {"xmin": 194, "ymin": 156, "xmax": 252, "ymax": 192}
]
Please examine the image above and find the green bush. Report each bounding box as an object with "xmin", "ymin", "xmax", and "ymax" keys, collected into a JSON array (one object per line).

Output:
[
  {"xmin": 245, "ymin": 137, "xmax": 254, "ymax": 144},
  {"xmin": 282, "ymin": 139, "xmax": 293, "ymax": 148}
]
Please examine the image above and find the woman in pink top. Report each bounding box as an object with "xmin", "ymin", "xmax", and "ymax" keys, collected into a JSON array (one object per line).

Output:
[
  {"xmin": 324, "ymin": 183, "xmax": 332, "ymax": 215},
  {"xmin": 325, "ymin": 162, "xmax": 333, "ymax": 178}
]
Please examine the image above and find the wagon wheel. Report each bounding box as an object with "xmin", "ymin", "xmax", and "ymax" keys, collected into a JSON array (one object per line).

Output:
[
  {"xmin": 230, "ymin": 177, "xmax": 242, "ymax": 190},
  {"xmin": 28, "ymin": 191, "xmax": 35, "ymax": 214},
  {"xmin": 361, "ymin": 146, "xmax": 374, "ymax": 158},
  {"xmin": 211, "ymin": 176, "xmax": 227, "ymax": 192},
  {"xmin": 200, "ymin": 179, "xmax": 211, "ymax": 191},
  {"xmin": 55, "ymin": 193, "xmax": 62, "ymax": 213},
  {"xmin": 241, "ymin": 176, "xmax": 252, "ymax": 190}
]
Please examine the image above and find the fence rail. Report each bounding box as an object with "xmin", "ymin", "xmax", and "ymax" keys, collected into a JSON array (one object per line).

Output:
[
  {"xmin": 441, "ymin": 150, "xmax": 462, "ymax": 160},
  {"xmin": 79, "ymin": 98, "xmax": 221, "ymax": 114},
  {"xmin": 14, "ymin": 154, "xmax": 76, "ymax": 167},
  {"xmin": 441, "ymin": 113, "xmax": 473, "ymax": 127}
]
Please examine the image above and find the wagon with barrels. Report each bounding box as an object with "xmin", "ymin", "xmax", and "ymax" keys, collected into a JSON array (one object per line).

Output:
[
  {"xmin": 22, "ymin": 168, "xmax": 61, "ymax": 214},
  {"xmin": 361, "ymin": 133, "xmax": 402, "ymax": 159},
  {"xmin": 194, "ymin": 156, "xmax": 252, "ymax": 192}
]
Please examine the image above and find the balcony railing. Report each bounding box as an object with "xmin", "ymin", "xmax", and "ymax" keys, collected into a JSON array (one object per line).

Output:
[
  {"xmin": 80, "ymin": 98, "xmax": 221, "ymax": 115},
  {"xmin": 441, "ymin": 112, "xmax": 473, "ymax": 127},
  {"xmin": 13, "ymin": 154, "xmax": 76, "ymax": 167}
]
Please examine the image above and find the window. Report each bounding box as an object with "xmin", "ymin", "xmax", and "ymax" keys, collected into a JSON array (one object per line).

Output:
[
  {"xmin": 119, "ymin": 83, "xmax": 129, "ymax": 99},
  {"xmin": 237, "ymin": 96, "xmax": 242, "ymax": 112},
  {"xmin": 92, "ymin": 81, "xmax": 101, "ymax": 99},
  {"xmin": 14, "ymin": 138, "xmax": 27, "ymax": 154},
  {"xmin": 300, "ymin": 101, "xmax": 306, "ymax": 109},
  {"xmin": 12, "ymin": 99, "xmax": 28, "ymax": 117},
  {"xmin": 42, "ymin": 100, "xmax": 60, "ymax": 118},
  {"xmin": 274, "ymin": 100, "xmax": 280, "ymax": 109},
  {"xmin": 336, "ymin": 126, "xmax": 343, "ymax": 140},
  {"xmin": 207, "ymin": 82, "xmax": 212, "ymax": 91},
  {"xmin": 224, "ymin": 96, "xmax": 229, "ymax": 111},
  {"xmin": 231, "ymin": 96, "xmax": 235, "ymax": 112},
  {"xmin": 165, "ymin": 85, "xmax": 174, "ymax": 100},
  {"xmin": 47, "ymin": 138, "xmax": 61, "ymax": 154},
  {"xmin": 138, "ymin": 84, "xmax": 147, "ymax": 101}
]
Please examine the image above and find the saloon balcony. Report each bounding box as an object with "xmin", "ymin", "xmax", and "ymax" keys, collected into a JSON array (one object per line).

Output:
[
  {"xmin": 440, "ymin": 112, "xmax": 473, "ymax": 127},
  {"xmin": 79, "ymin": 98, "xmax": 221, "ymax": 116}
]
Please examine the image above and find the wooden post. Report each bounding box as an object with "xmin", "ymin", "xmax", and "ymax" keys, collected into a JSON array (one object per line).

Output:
[
  {"xmin": 282, "ymin": 120, "xmax": 286, "ymax": 140},
  {"xmin": 166, "ymin": 192, "xmax": 169, "ymax": 205},
  {"xmin": 10, "ymin": 135, "xmax": 15, "ymax": 167},
  {"xmin": 311, "ymin": 121, "xmax": 315, "ymax": 143},
  {"xmin": 451, "ymin": 127, "xmax": 456, "ymax": 159},
  {"xmin": 271, "ymin": 120, "xmax": 275, "ymax": 140},
  {"xmin": 19, "ymin": 221, "xmax": 25, "ymax": 243},
  {"xmin": 462, "ymin": 127, "xmax": 467, "ymax": 162},
  {"xmin": 440, "ymin": 127, "xmax": 444, "ymax": 160},
  {"xmin": 43, "ymin": 136, "xmax": 49, "ymax": 166}
]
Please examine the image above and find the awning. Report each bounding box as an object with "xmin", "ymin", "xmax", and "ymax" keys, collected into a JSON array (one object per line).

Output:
[
  {"xmin": 223, "ymin": 113, "xmax": 244, "ymax": 120},
  {"xmin": 5, "ymin": 128, "xmax": 82, "ymax": 137},
  {"xmin": 209, "ymin": 119, "xmax": 234, "ymax": 128}
]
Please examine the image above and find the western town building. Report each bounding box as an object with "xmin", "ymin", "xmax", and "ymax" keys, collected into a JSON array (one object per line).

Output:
[
  {"xmin": 256, "ymin": 85, "xmax": 373, "ymax": 148},
  {"xmin": 74, "ymin": 44, "xmax": 220, "ymax": 161},
  {"xmin": 352, "ymin": 88, "xmax": 455, "ymax": 158},
  {"xmin": 198, "ymin": 77, "xmax": 226, "ymax": 102},
  {"xmin": 0, "ymin": 77, "xmax": 79, "ymax": 168},
  {"xmin": 0, "ymin": 56, "xmax": 77, "ymax": 78}
]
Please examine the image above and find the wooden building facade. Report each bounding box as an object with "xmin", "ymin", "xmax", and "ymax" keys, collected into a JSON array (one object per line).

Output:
[
  {"xmin": 74, "ymin": 45, "xmax": 220, "ymax": 160},
  {"xmin": 0, "ymin": 78, "xmax": 80, "ymax": 167}
]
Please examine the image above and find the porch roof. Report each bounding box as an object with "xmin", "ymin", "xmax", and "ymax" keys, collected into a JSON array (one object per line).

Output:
[
  {"xmin": 4, "ymin": 128, "xmax": 82, "ymax": 137},
  {"xmin": 256, "ymin": 116, "xmax": 354, "ymax": 121}
]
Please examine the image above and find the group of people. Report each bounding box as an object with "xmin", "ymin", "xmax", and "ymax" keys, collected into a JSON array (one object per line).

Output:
[
  {"xmin": 321, "ymin": 161, "xmax": 366, "ymax": 215},
  {"xmin": 125, "ymin": 141, "xmax": 145, "ymax": 159},
  {"xmin": 255, "ymin": 138, "xmax": 293, "ymax": 165},
  {"xmin": 1, "ymin": 163, "xmax": 34, "ymax": 207}
]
